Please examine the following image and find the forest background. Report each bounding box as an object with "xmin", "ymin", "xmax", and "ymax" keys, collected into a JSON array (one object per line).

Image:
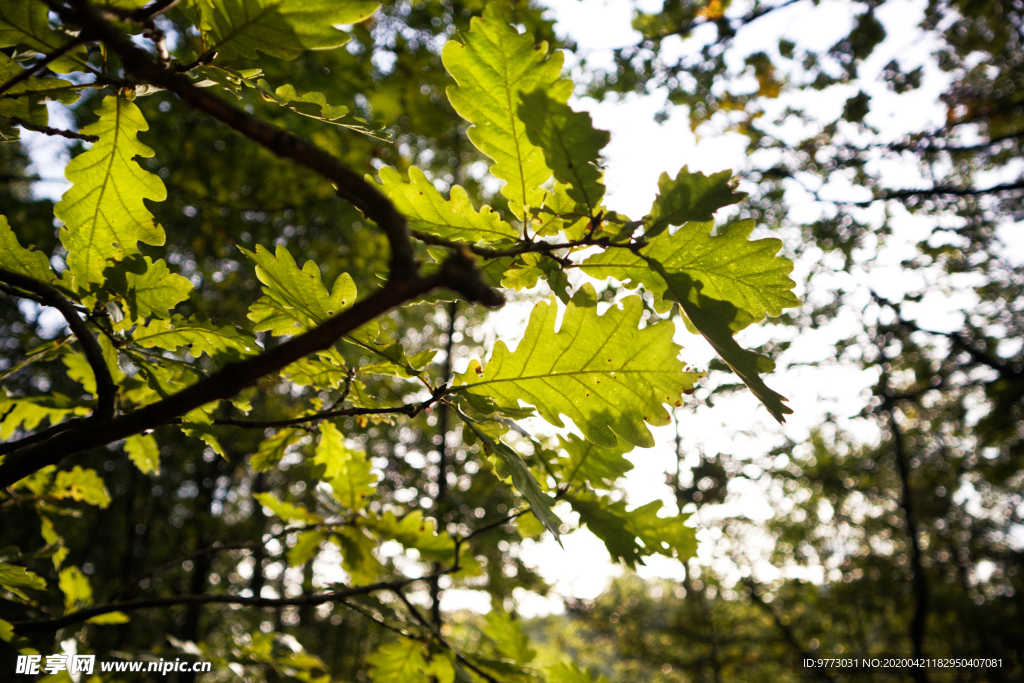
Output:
[{"xmin": 0, "ymin": 0, "xmax": 1021, "ymax": 681}]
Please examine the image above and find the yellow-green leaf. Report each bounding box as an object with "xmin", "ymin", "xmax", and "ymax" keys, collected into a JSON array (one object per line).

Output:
[
  {"xmin": 194, "ymin": 0, "xmax": 380, "ymax": 60},
  {"xmin": 52, "ymin": 466, "xmax": 111, "ymax": 508},
  {"xmin": 372, "ymin": 166, "xmax": 518, "ymax": 245},
  {"xmin": 442, "ymin": 4, "xmax": 572, "ymax": 218},
  {"xmin": 58, "ymin": 566, "xmax": 92, "ymax": 612},
  {"xmin": 315, "ymin": 422, "xmax": 375, "ymax": 510},
  {"xmin": 253, "ymin": 492, "xmax": 322, "ymax": 525},
  {"xmin": 368, "ymin": 640, "xmax": 429, "ymax": 683},
  {"xmin": 582, "ymin": 218, "xmax": 799, "ymax": 422},
  {"xmin": 55, "ymin": 97, "xmax": 167, "ymax": 287},
  {"xmin": 645, "ymin": 166, "xmax": 747, "ymax": 238},
  {"xmin": 0, "ymin": 562, "xmax": 47, "ymax": 600},
  {"xmin": 123, "ymin": 256, "xmax": 193, "ymax": 320},
  {"xmin": 124, "ymin": 433, "xmax": 160, "ymax": 475},
  {"xmin": 242, "ymin": 244, "xmax": 356, "ymax": 336},
  {"xmin": 86, "ymin": 611, "xmax": 130, "ymax": 625},
  {"xmin": 0, "ymin": 215, "xmax": 55, "ymax": 283},
  {"xmin": 456, "ymin": 283, "xmax": 701, "ymax": 448},
  {"xmin": 519, "ymin": 90, "xmax": 610, "ymax": 213}
]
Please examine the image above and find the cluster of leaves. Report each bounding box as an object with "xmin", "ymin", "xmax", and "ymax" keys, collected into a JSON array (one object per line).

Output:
[{"xmin": 0, "ymin": 0, "xmax": 799, "ymax": 680}]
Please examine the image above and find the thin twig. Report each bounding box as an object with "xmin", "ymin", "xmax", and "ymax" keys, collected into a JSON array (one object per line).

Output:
[
  {"xmin": 0, "ymin": 116, "xmax": 98, "ymax": 142},
  {"xmin": 0, "ymin": 268, "xmax": 116, "ymax": 422}
]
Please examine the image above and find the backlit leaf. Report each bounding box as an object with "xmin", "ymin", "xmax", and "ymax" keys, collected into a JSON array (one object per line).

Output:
[
  {"xmin": 0, "ymin": 215, "xmax": 55, "ymax": 283},
  {"xmin": 519, "ymin": 90, "xmax": 610, "ymax": 213},
  {"xmin": 559, "ymin": 433, "xmax": 634, "ymax": 490},
  {"xmin": 242, "ymin": 244, "xmax": 356, "ymax": 336},
  {"xmin": 442, "ymin": 4, "xmax": 571, "ymax": 218},
  {"xmin": 458, "ymin": 408, "xmax": 560, "ymax": 539},
  {"xmin": 58, "ymin": 566, "xmax": 92, "ymax": 612},
  {"xmin": 368, "ymin": 639, "xmax": 429, "ymax": 683},
  {"xmin": 373, "ymin": 166, "xmax": 518, "ymax": 245},
  {"xmin": 123, "ymin": 256, "xmax": 193, "ymax": 320},
  {"xmin": 254, "ymin": 492, "xmax": 322, "ymax": 524},
  {"xmin": 193, "ymin": 0, "xmax": 380, "ymax": 60},
  {"xmin": 132, "ymin": 315, "xmax": 259, "ymax": 362},
  {"xmin": 456, "ymin": 283, "xmax": 701, "ymax": 448},
  {"xmin": 315, "ymin": 422, "xmax": 374, "ymax": 510},
  {"xmin": 55, "ymin": 97, "xmax": 167, "ymax": 287},
  {"xmin": 124, "ymin": 433, "xmax": 161, "ymax": 475},
  {"xmin": 52, "ymin": 466, "xmax": 112, "ymax": 508},
  {"xmin": 645, "ymin": 166, "xmax": 746, "ymax": 238},
  {"xmin": 582, "ymin": 219, "xmax": 798, "ymax": 421}
]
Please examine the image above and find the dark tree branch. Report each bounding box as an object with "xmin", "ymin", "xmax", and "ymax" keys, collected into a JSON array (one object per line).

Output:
[
  {"xmin": 11, "ymin": 576, "xmax": 430, "ymax": 635},
  {"xmin": 66, "ymin": 0, "xmax": 418, "ymax": 279},
  {"xmin": 0, "ymin": 255, "xmax": 501, "ymax": 489},
  {"xmin": 844, "ymin": 178, "xmax": 1024, "ymax": 206},
  {"xmin": 883, "ymin": 401, "xmax": 930, "ymax": 682},
  {"xmin": 871, "ymin": 291, "xmax": 1021, "ymax": 382},
  {"xmin": 393, "ymin": 589, "xmax": 503, "ymax": 683},
  {"xmin": 0, "ymin": 117, "xmax": 99, "ymax": 142},
  {"xmin": 0, "ymin": 268, "xmax": 117, "ymax": 421}
]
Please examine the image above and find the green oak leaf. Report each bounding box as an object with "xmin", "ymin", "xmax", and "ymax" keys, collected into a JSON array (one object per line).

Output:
[
  {"xmin": 483, "ymin": 610, "xmax": 535, "ymax": 664},
  {"xmin": 372, "ymin": 166, "xmax": 519, "ymax": 245},
  {"xmin": 568, "ymin": 494, "xmax": 695, "ymax": 568},
  {"xmin": 242, "ymin": 244, "xmax": 356, "ymax": 336},
  {"xmin": 0, "ymin": 54, "xmax": 79, "ymax": 142},
  {"xmin": 583, "ymin": 219, "xmax": 799, "ymax": 324},
  {"xmin": 0, "ymin": 393, "xmax": 90, "ymax": 440},
  {"xmin": 55, "ymin": 96, "xmax": 167, "ymax": 287},
  {"xmin": 645, "ymin": 166, "xmax": 747, "ymax": 238},
  {"xmin": 0, "ymin": 562, "xmax": 47, "ymax": 600},
  {"xmin": 0, "ymin": 215, "xmax": 55, "ymax": 282},
  {"xmin": 123, "ymin": 256, "xmax": 193, "ymax": 320},
  {"xmin": 519, "ymin": 89, "xmax": 610, "ymax": 213},
  {"xmin": 457, "ymin": 408, "xmax": 561, "ymax": 539},
  {"xmin": 546, "ymin": 663, "xmax": 610, "ymax": 683},
  {"xmin": 58, "ymin": 566, "xmax": 92, "ymax": 612},
  {"xmin": 367, "ymin": 640, "xmax": 429, "ymax": 683},
  {"xmin": 132, "ymin": 315, "xmax": 259, "ymax": 362},
  {"xmin": 287, "ymin": 530, "xmax": 326, "ymax": 567},
  {"xmin": 248, "ymin": 427, "xmax": 301, "ymax": 472},
  {"xmin": 193, "ymin": 0, "xmax": 380, "ymax": 60},
  {"xmin": 442, "ymin": 4, "xmax": 572, "ymax": 218},
  {"xmin": 124, "ymin": 433, "xmax": 161, "ymax": 475},
  {"xmin": 253, "ymin": 492, "xmax": 322, "ymax": 524},
  {"xmin": 52, "ymin": 466, "xmax": 111, "ymax": 508},
  {"xmin": 456, "ymin": 283, "xmax": 701, "ymax": 448},
  {"xmin": 86, "ymin": 611, "xmax": 130, "ymax": 625},
  {"xmin": 582, "ymin": 219, "xmax": 798, "ymax": 422},
  {"xmin": 315, "ymin": 422, "xmax": 375, "ymax": 510},
  {"xmin": 559, "ymin": 433, "xmax": 634, "ymax": 490},
  {"xmin": 0, "ymin": 0, "xmax": 89, "ymax": 73},
  {"xmin": 363, "ymin": 510, "xmax": 455, "ymax": 563},
  {"xmin": 346, "ymin": 321, "xmax": 434, "ymax": 379}
]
